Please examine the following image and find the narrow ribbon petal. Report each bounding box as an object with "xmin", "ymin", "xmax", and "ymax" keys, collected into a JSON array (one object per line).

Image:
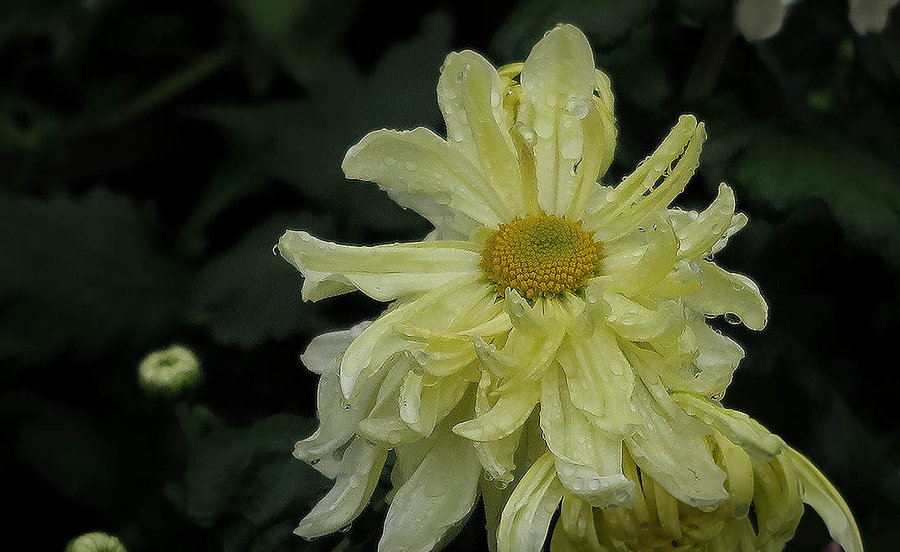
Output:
[
  {"xmin": 785, "ymin": 445, "xmax": 863, "ymax": 552},
  {"xmin": 683, "ymin": 260, "xmax": 769, "ymax": 331}
]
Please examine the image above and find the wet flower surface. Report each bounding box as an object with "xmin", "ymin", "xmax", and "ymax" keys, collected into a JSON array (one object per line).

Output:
[{"xmin": 279, "ymin": 24, "xmax": 862, "ymax": 552}]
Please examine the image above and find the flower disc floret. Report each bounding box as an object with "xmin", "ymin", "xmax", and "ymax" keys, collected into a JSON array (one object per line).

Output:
[{"xmin": 481, "ymin": 215, "xmax": 601, "ymax": 299}]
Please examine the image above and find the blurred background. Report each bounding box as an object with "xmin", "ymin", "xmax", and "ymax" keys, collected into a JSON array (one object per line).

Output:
[{"xmin": 2, "ymin": 0, "xmax": 898, "ymax": 550}]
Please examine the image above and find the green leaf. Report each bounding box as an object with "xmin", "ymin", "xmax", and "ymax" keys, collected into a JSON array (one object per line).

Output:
[
  {"xmin": 189, "ymin": 214, "xmax": 331, "ymax": 348},
  {"xmin": 175, "ymin": 414, "xmax": 330, "ymax": 552},
  {"xmin": 731, "ymin": 125, "xmax": 900, "ymax": 269},
  {"xmin": 0, "ymin": 190, "xmax": 187, "ymax": 363}
]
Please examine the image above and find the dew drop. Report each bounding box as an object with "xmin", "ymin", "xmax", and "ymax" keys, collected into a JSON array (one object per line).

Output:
[{"xmin": 724, "ymin": 312, "xmax": 742, "ymax": 325}]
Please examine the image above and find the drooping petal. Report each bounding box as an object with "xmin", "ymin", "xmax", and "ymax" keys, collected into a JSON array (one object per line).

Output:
[
  {"xmin": 340, "ymin": 280, "xmax": 487, "ymax": 397},
  {"xmin": 438, "ymin": 50, "xmax": 526, "ymax": 218},
  {"xmin": 497, "ymin": 452, "xmax": 564, "ymax": 552},
  {"xmin": 585, "ymin": 114, "xmax": 706, "ymax": 240},
  {"xmin": 342, "ymin": 127, "xmax": 507, "ymax": 232},
  {"xmin": 278, "ymin": 230, "xmax": 481, "ymax": 302},
  {"xmin": 452, "ymin": 381, "xmax": 540, "ymax": 441},
  {"xmin": 540, "ymin": 365, "xmax": 635, "ymax": 507},
  {"xmin": 518, "ymin": 24, "xmax": 610, "ymax": 217},
  {"xmin": 752, "ymin": 452, "xmax": 805, "ymax": 549},
  {"xmin": 594, "ymin": 215, "xmax": 680, "ymax": 295},
  {"xmin": 378, "ymin": 433, "xmax": 482, "ymax": 552},
  {"xmin": 675, "ymin": 394, "xmax": 782, "ymax": 461},
  {"xmin": 295, "ymin": 437, "xmax": 388, "ymax": 539},
  {"xmin": 549, "ymin": 495, "xmax": 603, "ymax": 552},
  {"xmin": 556, "ymin": 327, "xmax": 639, "ymax": 434},
  {"xmin": 624, "ymin": 363, "xmax": 729, "ymax": 507},
  {"xmin": 683, "ymin": 260, "xmax": 769, "ymax": 331},
  {"xmin": 785, "ymin": 445, "xmax": 863, "ymax": 552},
  {"xmin": 300, "ymin": 321, "xmax": 371, "ymax": 374},
  {"xmin": 674, "ymin": 183, "xmax": 743, "ymax": 261}
]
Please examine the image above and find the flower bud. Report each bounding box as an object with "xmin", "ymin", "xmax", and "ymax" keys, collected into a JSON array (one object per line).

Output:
[
  {"xmin": 65, "ymin": 532, "xmax": 126, "ymax": 552},
  {"xmin": 138, "ymin": 344, "xmax": 202, "ymax": 399}
]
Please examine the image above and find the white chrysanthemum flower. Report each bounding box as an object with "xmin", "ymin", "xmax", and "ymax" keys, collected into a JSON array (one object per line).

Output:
[
  {"xmin": 279, "ymin": 24, "xmax": 860, "ymax": 552},
  {"xmin": 65, "ymin": 532, "xmax": 127, "ymax": 552},
  {"xmin": 736, "ymin": 0, "xmax": 899, "ymax": 40},
  {"xmin": 137, "ymin": 344, "xmax": 203, "ymax": 399}
]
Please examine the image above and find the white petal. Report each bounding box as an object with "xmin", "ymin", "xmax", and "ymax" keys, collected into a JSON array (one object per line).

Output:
[
  {"xmin": 378, "ymin": 433, "xmax": 482, "ymax": 552},
  {"xmin": 735, "ymin": 0, "xmax": 792, "ymax": 41},
  {"xmin": 849, "ymin": 0, "xmax": 900, "ymax": 34},
  {"xmin": 278, "ymin": 230, "xmax": 481, "ymax": 302},
  {"xmin": 295, "ymin": 437, "xmax": 387, "ymax": 538},
  {"xmin": 300, "ymin": 321, "xmax": 371, "ymax": 375}
]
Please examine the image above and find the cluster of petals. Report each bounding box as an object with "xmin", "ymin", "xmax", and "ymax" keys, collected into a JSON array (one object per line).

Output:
[{"xmin": 278, "ymin": 24, "xmax": 861, "ymax": 552}]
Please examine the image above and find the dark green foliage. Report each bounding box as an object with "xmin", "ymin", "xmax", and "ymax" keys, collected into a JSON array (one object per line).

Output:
[{"xmin": 2, "ymin": 1, "xmax": 898, "ymax": 550}]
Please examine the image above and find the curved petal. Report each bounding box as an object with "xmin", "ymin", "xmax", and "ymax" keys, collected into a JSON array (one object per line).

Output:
[
  {"xmin": 518, "ymin": 24, "xmax": 608, "ymax": 217},
  {"xmin": 674, "ymin": 394, "xmax": 782, "ymax": 461},
  {"xmin": 295, "ymin": 437, "xmax": 387, "ymax": 539},
  {"xmin": 438, "ymin": 50, "xmax": 525, "ymax": 218},
  {"xmin": 594, "ymin": 216, "xmax": 680, "ymax": 295},
  {"xmin": 556, "ymin": 327, "xmax": 639, "ymax": 434},
  {"xmin": 300, "ymin": 321, "xmax": 371, "ymax": 375},
  {"xmin": 278, "ymin": 230, "xmax": 481, "ymax": 302},
  {"xmin": 549, "ymin": 496, "xmax": 603, "ymax": 552},
  {"xmin": 452, "ymin": 381, "xmax": 540, "ymax": 441},
  {"xmin": 342, "ymin": 127, "xmax": 507, "ymax": 232},
  {"xmin": 379, "ymin": 433, "xmax": 482, "ymax": 552},
  {"xmin": 585, "ymin": 115, "xmax": 706, "ymax": 240},
  {"xmin": 674, "ymin": 183, "xmax": 742, "ymax": 261},
  {"xmin": 785, "ymin": 445, "xmax": 863, "ymax": 552},
  {"xmin": 497, "ymin": 452, "xmax": 564, "ymax": 552},
  {"xmin": 624, "ymin": 361, "xmax": 729, "ymax": 507},
  {"xmin": 339, "ymin": 280, "xmax": 488, "ymax": 397},
  {"xmin": 683, "ymin": 260, "xmax": 768, "ymax": 331},
  {"xmin": 541, "ymin": 365, "xmax": 635, "ymax": 508}
]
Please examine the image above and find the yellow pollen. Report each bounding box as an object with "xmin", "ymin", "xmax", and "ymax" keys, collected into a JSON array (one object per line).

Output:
[{"xmin": 481, "ymin": 215, "xmax": 602, "ymax": 299}]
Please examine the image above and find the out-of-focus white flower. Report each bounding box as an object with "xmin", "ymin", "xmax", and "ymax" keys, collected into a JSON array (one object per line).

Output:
[
  {"xmin": 849, "ymin": 0, "xmax": 900, "ymax": 33},
  {"xmin": 736, "ymin": 0, "xmax": 898, "ymax": 39},
  {"xmin": 65, "ymin": 532, "xmax": 126, "ymax": 552},
  {"xmin": 735, "ymin": 0, "xmax": 799, "ymax": 41},
  {"xmin": 137, "ymin": 344, "xmax": 203, "ymax": 399}
]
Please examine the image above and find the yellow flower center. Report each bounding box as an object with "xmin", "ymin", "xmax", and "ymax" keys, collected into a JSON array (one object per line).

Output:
[{"xmin": 481, "ymin": 215, "xmax": 601, "ymax": 299}]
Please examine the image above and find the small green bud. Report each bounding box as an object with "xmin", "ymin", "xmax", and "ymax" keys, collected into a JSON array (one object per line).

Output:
[
  {"xmin": 65, "ymin": 532, "xmax": 126, "ymax": 552},
  {"xmin": 138, "ymin": 344, "xmax": 203, "ymax": 399}
]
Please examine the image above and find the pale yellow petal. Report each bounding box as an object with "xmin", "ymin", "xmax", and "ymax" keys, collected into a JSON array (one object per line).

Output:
[
  {"xmin": 585, "ymin": 115, "xmax": 705, "ymax": 240},
  {"xmin": 497, "ymin": 452, "xmax": 564, "ymax": 552},
  {"xmin": 683, "ymin": 260, "xmax": 769, "ymax": 331},
  {"xmin": 541, "ymin": 365, "xmax": 635, "ymax": 507},
  {"xmin": 452, "ymin": 381, "xmax": 540, "ymax": 441},
  {"xmin": 278, "ymin": 230, "xmax": 481, "ymax": 302},
  {"xmin": 379, "ymin": 432, "xmax": 482, "ymax": 552},
  {"xmin": 295, "ymin": 437, "xmax": 387, "ymax": 538},
  {"xmin": 438, "ymin": 50, "xmax": 525, "ymax": 218},
  {"xmin": 785, "ymin": 445, "xmax": 863, "ymax": 552},
  {"xmin": 342, "ymin": 127, "xmax": 507, "ymax": 231},
  {"xmin": 518, "ymin": 24, "xmax": 605, "ymax": 217}
]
